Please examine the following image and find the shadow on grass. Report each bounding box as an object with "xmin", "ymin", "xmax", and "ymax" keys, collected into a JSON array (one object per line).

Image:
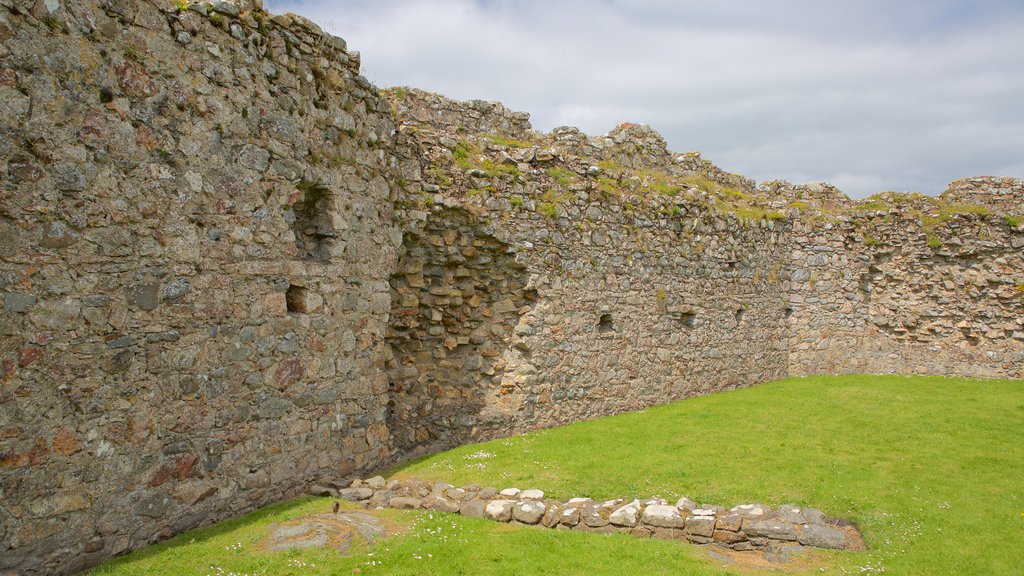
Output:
[{"xmin": 89, "ymin": 497, "xmax": 321, "ymax": 573}]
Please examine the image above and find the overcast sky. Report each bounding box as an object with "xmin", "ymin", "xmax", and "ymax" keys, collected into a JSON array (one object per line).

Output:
[{"xmin": 266, "ymin": 0, "xmax": 1024, "ymax": 198}]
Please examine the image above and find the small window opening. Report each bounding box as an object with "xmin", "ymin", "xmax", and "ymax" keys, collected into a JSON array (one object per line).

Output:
[
  {"xmin": 784, "ymin": 307, "xmax": 793, "ymax": 320},
  {"xmin": 735, "ymin": 308, "xmax": 746, "ymax": 326},
  {"xmin": 598, "ymin": 313, "xmax": 614, "ymax": 333},
  {"xmin": 286, "ymin": 285, "xmax": 309, "ymax": 314},
  {"xmin": 291, "ymin": 182, "xmax": 336, "ymax": 261},
  {"xmin": 677, "ymin": 311, "xmax": 697, "ymax": 329}
]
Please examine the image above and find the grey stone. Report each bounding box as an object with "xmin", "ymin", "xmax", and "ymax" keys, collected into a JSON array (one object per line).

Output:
[
  {"xmin": 641, "ymin": 505, "xmax": 685, "ymax": 529},
  {"xmin": 161, "ymin": 279, "xmax": 192, "ymax": 302},
  {"xmin": 559, "ymin": 504, "xmax": 582, "ymax": 526},
  {"xmin": 730, "ymin": 504, "xmax": 772, "ymax": 518},
  {"xmin": 675, "ymin": 497, "xmax": 697, "ymax": 512},
  {"xmin": 484, "ymin": 500, "xmax": 514, "ymax": 522},
  {"xmin": 743, "ymin": 519, "xmax": 798, "ymax": 541},
  {"xmin": 541, "ymin": 503, "xmax": 562, "ymax": 528},
  {"xmin": 237, "ymin": 144, "xmax": 270, "ymax": 172},
  {"xmin": 82, "ymin": 295, "xmax": 111, "ymax": 307},
  {"xmin": 4, "ymin": 293, "xmax": 36, "ymax": 312},
  {"xmin": 512, "ymin": 501, "xmax": 546, "ymax": 524},
  {"xmin": 524, "ymin": 485, "xmax": 548, "ymax": 500},
  {"xmin": 106, "ymin": 335, "xmax": 135, "ymax": 349},
  {"xmin": 581, "ymin": 503, "xmax": 609, "ymax": 527},
  {"xmin": 716, "ymin": 513, "xmax": 744, "ymax": 532},
  {"xmin": 308, "ymin": 485, "xmax": 336, "ymax": 497},
  {"xmin": 608, "ymin": 501, "xmax": 641, "ymax": 527},
  {"xmin": 338, "ymin": 488, "xmax": 374, "ymax": 502},
  {"xmin": 133, "ymin": 494, "xmax": 171, "ymax": 518},
  {"xmin": 39, "ymin": 222, "xmax": 80, "ymax": 249},
  {"xmin": 53, "ymin": 163, "xmax": 86, "ymax": 191},
  {"xmin": 126, "ymin": 282, "xmax": 160, "ymax": 311},
  {"xmin": 258, "ymin": 398, "xmax": 292, "ymax": 419},
  {"xmin": 210, "ymin": 1, "xmax": 240, "ymax": 17},
  {"xmin": 797, "ymin": 524, "xmax": 847, "ymax": 549},
  {"xmin": 30, "ymin": 299, "xmax": 80, "ymax": 329},
  {"xmin": 775, "ymin": 505, "xmax": 808, "ymax": 524}
]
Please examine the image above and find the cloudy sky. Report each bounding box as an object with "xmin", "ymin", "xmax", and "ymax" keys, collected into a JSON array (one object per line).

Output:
[{"xmin": 266, "ymin": 0, "xmax": 1024, "ymax": 198}]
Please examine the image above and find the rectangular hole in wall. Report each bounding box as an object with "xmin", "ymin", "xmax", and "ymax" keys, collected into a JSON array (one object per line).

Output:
[
  {"xmin": 286, "ymin": 285, "xmax": 309, "ymax": 314},
  {"xmin": 677, "ymin": 311, "xmax": 697, "ymax": 328}
]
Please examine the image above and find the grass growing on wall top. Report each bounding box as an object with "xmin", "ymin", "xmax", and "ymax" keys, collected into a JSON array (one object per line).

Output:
[{"xmin": 91, "ymin": 375, "xmax": 1024, "ymax": 575}]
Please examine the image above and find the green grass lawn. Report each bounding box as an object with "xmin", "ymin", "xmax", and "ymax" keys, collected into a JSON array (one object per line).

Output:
[{"xmin": 91, "ymin": 375, "xmax": 1024, "ymax": 575}]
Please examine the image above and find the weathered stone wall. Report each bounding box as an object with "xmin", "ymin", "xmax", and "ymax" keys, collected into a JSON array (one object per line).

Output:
[
  {"xmin": 0, "ymin": 1, "xmax": 404, "ymax": 573},
  {"xmin": 941, "ymin": 176, "xmax": 1024, "ymax": 213},
  {"xmin": 385, "ymin": 90, "xmax": 792, "ymax": 454},
  {"xmin": 1, "ymin": 2, "xmax": 1023, "ymax": 574},
  {"xmin": 787, "ymin": 210, "xmax": 1024, "ymax": 378},
  {"xmin": 386, "ymin": 206, "xmax": 536, "ymax": 455}
]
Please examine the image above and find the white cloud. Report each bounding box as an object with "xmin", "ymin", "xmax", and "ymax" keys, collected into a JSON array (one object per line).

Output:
[{"xmin": 267, "ymin": 0, "xmax": 1024, "ymax": 197}]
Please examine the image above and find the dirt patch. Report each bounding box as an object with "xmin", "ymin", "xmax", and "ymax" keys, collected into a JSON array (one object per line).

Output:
[
  {"xmin": 260, "ymin": 511, "xmax": 390, "ymax": 553},
  {"xmin": 703, "ymin": 544, "xmax": 840, "ymax": 574}
]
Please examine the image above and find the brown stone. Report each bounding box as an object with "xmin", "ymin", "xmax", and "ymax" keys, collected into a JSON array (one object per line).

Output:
[
  {"xmin": 173, "ymin": 455, "xmax": 199, "ymax": 480},
  {"xmin": 713, "ymin": 529, "xmax": 747, "ymax": 544},
  {"xmin": 273, "ymin": 359, "xmax": 305, "ymax": 389},
  {"xmin": 53, "ymin": 427, "xmax": 78, "ymax": 456},
  {"xmin": 18, "ymin": 347, "xmax": 44, "ymax": 368}
]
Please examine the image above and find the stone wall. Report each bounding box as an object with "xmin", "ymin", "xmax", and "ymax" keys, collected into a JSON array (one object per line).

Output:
[
  {"xmin": 1, "ymin": 1, "xmax": 1023, "ymax": 574},
  {"xmin": 339, "ymin": 476, "xmax": 865, "ymax": 553},
  {"xmin": 386, "ymin": 206, "xmax": 536, "ymax": 456},
  {"xmin": 942, "ymin": 176, "xmax": 1024, "ymax": 213},
  {"xmin": 0, "ymin": 1, "xmax": 404, "ymax": 573},
  {"xmin": 384, "ymin": 89, "xmax": 792, "ymax": 454},
  {"xmin": 787, "ymin": 209, "xmax": 1024, "ymax": 378}
]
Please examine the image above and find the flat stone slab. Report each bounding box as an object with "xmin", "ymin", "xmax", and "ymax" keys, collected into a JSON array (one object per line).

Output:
[{"xmin": 261, "ymin": 512, "xmax": 388, "ymax": 553}]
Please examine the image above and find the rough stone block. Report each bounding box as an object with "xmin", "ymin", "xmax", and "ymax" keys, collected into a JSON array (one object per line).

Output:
[
  {"xmin": 389, "ymin": 497, "xmax": 422, "ymax": 510},
  {"xmin": 484, "ymin": 500, "xmax": 515, "ymax": 522},
  {"xmin": 743, "ymin": 519, "xmax": 798, "ymax": 541},
  {"xmin": 797, "ymin": 524, "xmax": 847, "ymax": 549},
  {"xmin": 685, "ymin": 516, "xmax": 716, "ymax": 538},
  {"xmin": 642, "ymin": 505, "xmax": 685, "ymax": 529},
  {"xmin": 513, "ymin": 501, "xmax": 546, "ymax": 524}
]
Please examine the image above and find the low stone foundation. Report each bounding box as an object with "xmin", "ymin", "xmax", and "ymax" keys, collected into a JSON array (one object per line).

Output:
[{"xmin": 333, "ymin": 477, "xmax": 865, "ymax": 553}]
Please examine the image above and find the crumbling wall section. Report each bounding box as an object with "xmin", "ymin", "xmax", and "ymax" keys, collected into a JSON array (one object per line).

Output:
[
  {"xmin": 386, "ymin": 206, "xmax": 536, "ymax": 457},
  {"xmin": 385, "ymin": 91, "xmax": 792, "ymax": 448},
  {"xmin": 787, "ymin": 210, "xmax": 1024, "ymax": 378}
]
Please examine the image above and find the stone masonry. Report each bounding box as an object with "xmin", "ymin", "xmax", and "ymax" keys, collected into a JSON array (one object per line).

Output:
[
  {"xmin": 1, "ymin": 1, "xmax": 402, "ymax": 573},
  {"xmin": 338, "ymin": 476, "xmax": 865, "ymax": 554},
  {"xmin": 0, "ymin": 1, "xmax": 1022, "ymax": 574}
]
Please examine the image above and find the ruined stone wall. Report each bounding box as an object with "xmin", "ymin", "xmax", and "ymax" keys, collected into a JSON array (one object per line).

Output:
[
  {"xmin": 385, "ymin": 90, "xmax": 792, "ymax": 456},
  {"xmin": 0, "ymin": 1, "xmax": 405, "ymax": 573},
  {"xmin": 2, "ymin": 2, "xmax": 1023, "ymax": 574},
  {"xmin": 942, "ymin": 176, "xmax": 1024, "ymax": 213},
  {"xmin": 787, "ymin": 209, "xmax": 1024, "ymax": 378}
]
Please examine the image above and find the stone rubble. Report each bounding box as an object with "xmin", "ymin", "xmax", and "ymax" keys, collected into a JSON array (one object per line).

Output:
[{"xmin": 339, "ymin": 477, "xmax": 862, "ymax": 553}]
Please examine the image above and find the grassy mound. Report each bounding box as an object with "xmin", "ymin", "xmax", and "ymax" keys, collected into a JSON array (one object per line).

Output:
[{"xmin": 91, "ymin": 375, "xmax": 1024, "ymax": 575}]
